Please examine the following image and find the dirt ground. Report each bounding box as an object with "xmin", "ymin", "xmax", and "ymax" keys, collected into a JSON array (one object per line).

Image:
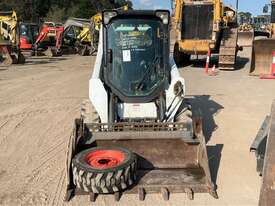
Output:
[{"xmin": 0, "ymin": 47, "xmax": 275, "ymax": 206}]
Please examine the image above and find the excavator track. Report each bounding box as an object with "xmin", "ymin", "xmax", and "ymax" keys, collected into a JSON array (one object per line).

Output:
[{"xmin": 219, "ymin": 26, "xmax": 238, "ymax": 69}]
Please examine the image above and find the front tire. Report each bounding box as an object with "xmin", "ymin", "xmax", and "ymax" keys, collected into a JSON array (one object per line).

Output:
[{"xmin": 72, "ymin": 146, "xmax": 137, "ymax": 194}]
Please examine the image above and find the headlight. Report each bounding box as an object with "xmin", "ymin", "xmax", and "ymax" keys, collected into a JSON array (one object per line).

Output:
[
  {"xmin": 103, "ymin": 11, "xmax": 117, "ymax": 25},
  {"xmin": 156, "ymin": 11, "xmax": 170, "ymax": 25}
]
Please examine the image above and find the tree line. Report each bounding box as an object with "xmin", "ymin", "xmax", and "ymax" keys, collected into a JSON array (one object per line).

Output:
[{"xmin": 0, "ymin": 0, "xmax": 132, "ymax": 22}]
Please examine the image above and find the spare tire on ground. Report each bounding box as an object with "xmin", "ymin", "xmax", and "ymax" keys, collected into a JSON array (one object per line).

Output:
[{"xmin": 72, "ymin": 146, "xmax": 137, "ymax": 194}]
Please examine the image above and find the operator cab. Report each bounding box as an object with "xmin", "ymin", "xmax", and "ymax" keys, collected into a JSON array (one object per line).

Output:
[{"xmin": 102, "ymin": 10, "xmax": 170, "ymax": 104}]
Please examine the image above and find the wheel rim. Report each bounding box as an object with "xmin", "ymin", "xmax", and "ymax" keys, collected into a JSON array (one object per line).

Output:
[{"xmin": 85, "ymin": 150, "xmax": 125, "ymax": 169}]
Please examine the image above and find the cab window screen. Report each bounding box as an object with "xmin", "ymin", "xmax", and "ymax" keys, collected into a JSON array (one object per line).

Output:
[
  {"xmin": 181, "ymin": 4, "xmax": 213, "ymax": 40},
  {"xmin": 272, "ymin": 5, "xmax": 275, "ymax": 23}
]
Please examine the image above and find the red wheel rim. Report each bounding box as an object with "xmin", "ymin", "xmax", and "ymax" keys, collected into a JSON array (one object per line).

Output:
[{"xmin": 85, "ymin": 150, "xmax": 125, "ymax": 169}]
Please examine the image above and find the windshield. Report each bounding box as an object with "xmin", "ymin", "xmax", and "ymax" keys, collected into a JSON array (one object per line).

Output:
[
  {"xmin": 107, "ymin": 18, "xmax": 165, "ymax": 97},
  {"xmin": 20, "ymin": 24, "xmax": 39, "ymax": 42}
]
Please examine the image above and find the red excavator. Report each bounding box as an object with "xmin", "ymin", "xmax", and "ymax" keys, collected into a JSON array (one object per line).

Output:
[
  {"xmin": 33, "ymin": 22, "xmax": 64, "ymax": 57},
  {"xmin": 19, "ymin": 22, "xmax": 39, "ymax": 50}
]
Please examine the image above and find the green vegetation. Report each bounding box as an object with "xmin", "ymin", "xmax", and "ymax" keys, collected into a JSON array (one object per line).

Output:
[
  {"xmin": 0, "ymin": 0, "xmax": 132, "ymax": 22},
  {"xmin": 238, "ymin": 12, "xmax": 252, "ymax": 20}
]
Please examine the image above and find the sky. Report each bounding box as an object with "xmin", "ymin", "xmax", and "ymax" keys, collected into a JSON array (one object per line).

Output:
[{"xmin": 132, "ymin": 0, "xmax": 270, "ymax": 16}]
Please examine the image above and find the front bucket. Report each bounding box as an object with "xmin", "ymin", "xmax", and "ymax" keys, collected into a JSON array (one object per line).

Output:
[
  {"xmin": 0, "ymin": 44, "xmax": 13, "ymax": 67},
  {"xmin": 238, "ymin": 31, "xmax": 254, "ymax": 47},
  {"xmin": 65, "ymin": 119, "xmax": 217, "ymax": 201},
  {"xmin": 250, "ymin": 39, "xmax": 275, "ymax": 76},
  {"xmin": 43, "ymin": 47, "xmax": 62, "ymax": 57}
]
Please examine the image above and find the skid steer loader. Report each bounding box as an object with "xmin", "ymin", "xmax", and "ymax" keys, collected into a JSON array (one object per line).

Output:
[
  {"xmin": 250, "ymin": 1, "xmax": 275, "ymax": 76},
  {"xmin": 65, "ymin": 10, "xmax": 217, "ymax": 202},
  {"xmin": 0, "ymin": 11, "xmax": 25, "ymax": 66}
]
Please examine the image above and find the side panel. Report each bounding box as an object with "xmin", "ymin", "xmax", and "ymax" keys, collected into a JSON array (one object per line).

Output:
[
  {"xmin": 90, "ymin": 28, "xmax": 108, "ymax": 123},
  {"xmin": 259, "ymin": 101, "xmax": 275, "ymax": 206}
]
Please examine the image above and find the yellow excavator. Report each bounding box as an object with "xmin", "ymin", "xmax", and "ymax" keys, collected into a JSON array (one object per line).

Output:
[
  {"xmin": 63, "ymin": 18, "xmax": 96, "ymax": 55},
  {"xmin": 90, "ymin": 13, "xmax": 102, "ymax": 55},
  {"xmin": 173, "ymin": 0, "xmax": 240, "ymax": 69},
  {"xmin": 0, "ymin": 11, "xmax": 25, "ymax": 66},
  {"xmin": 89, "ymin": 4, "xmax": 129, "ymax": 54},
  {"xmin": 250, "ymin": 0, "xmax": 275, "ymax": 76},
  {"xmin": 63, "ymin": 5, "xmax": 128, "ymax": 56}
]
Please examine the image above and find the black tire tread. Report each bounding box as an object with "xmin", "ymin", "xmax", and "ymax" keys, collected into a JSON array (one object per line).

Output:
[
  {"xmin": 72, "ymin": 159, "xmax": 137, "ymax": 194},
  {"xmin": 80, "ymin": 99, "xmax": 100, "ymax": 124}
]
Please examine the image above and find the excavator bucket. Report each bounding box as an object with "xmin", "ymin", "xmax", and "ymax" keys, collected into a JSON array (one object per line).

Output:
[
  {"xmin": 250, "ymin": 39, "xmax": 275, "ymax": 76},
  {"xmin": 0, "ymin": 42, "xmax": 13, "ymax": 67},
  {"xmin": 238, "ymin": 31, "xmax": 254, "ymax": 47},
  {"xmin": 65, "ymin": 114, "xmax": 217, "ymax": 202},
  {"xmin": 43, "ymin": 47, "xmax": 62, "ymax": 57}
]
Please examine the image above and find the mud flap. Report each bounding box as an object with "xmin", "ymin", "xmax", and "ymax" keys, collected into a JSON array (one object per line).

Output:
[{"xmin": 250, "ymin": 39, "xmax": 275, "ymax": 76}]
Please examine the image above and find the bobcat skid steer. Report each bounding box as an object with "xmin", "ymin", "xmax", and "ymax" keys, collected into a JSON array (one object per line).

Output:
[{"xmin": 65, "ymin": 10, "xmax": 217, "ymax": 202}]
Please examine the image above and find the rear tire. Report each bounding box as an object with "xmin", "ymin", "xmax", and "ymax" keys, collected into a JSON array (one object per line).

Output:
[
  {"xmin": 72, "ymin": 146, "xmax": 137, "ymax": 194},
  {"xmin": 81, "ymin": 99, "xmax": 100, "ymax": 124}
]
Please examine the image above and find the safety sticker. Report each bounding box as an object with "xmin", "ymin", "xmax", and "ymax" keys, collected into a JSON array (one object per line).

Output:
[{"xmin": 122, "ymin": 50, "xmax": 131, "ymax": 62}]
